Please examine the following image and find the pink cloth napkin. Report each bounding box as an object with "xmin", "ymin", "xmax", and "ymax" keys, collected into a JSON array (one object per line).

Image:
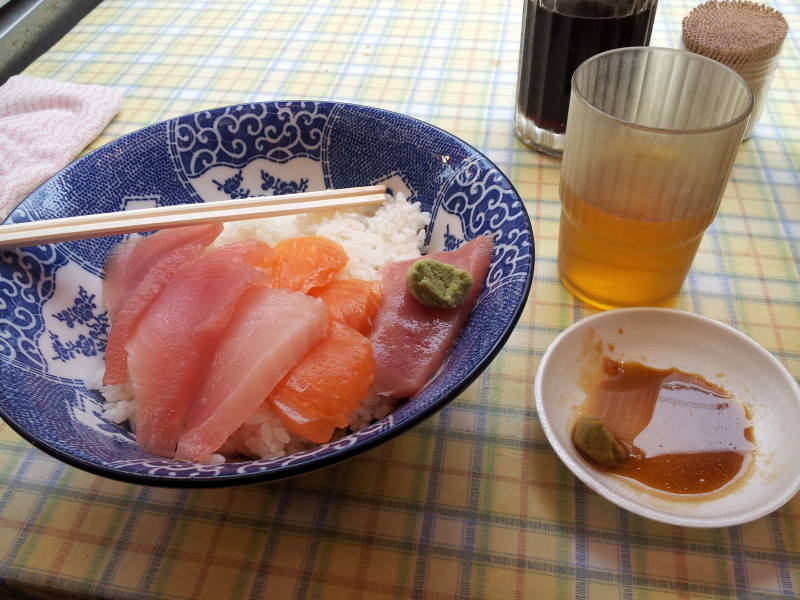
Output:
[{"xmin": 0, "ymin": 75, "xmax": 122, "ymax": 220}]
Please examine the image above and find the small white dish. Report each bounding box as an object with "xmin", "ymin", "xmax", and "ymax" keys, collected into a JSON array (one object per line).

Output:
[{"xmin": 535, "ymin": 307, "xmax": 800, "ymax": 528}]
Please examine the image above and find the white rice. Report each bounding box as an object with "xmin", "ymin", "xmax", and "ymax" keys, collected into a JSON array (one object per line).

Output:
[
  {"xmin": 97, "ymin": 193, "xmax": 429, "ymax": 461},
  {"xmin": 213, "ymin": 192, "xmax": 430, "ymax": 280},
  {"xmin": 348, "ymin": 390, "xmax": 397, "ymax": 431}
]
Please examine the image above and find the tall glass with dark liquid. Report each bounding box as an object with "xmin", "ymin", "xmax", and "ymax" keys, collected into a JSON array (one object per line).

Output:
[{"xmin": 515, "ymin": 0, "xmax": 657, "ymax": 156}]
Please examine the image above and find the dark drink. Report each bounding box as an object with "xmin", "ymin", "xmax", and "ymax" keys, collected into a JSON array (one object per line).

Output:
[{"xmin": 515, "ymin": 0, "xmax": 657, "ymax": 155}]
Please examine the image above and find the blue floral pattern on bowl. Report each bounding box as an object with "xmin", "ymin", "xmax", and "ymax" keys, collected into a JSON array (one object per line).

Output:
[{"xmin": 0, "ymin": 101, "xmax": 534, "ymax": 486}]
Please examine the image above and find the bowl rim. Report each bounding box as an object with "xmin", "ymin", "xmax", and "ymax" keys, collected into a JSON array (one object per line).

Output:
[
  {"xmin": 534, "ymin": 307, "xmax": 800, "ymax": 527},
  {"xmin": 0, "ymin": 99, "xmax": 535, "ymax": 487}
]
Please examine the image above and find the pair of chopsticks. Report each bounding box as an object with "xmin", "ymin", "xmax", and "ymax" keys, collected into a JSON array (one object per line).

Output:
[{"xmin": 0, "ymin": 185, "xmax": 389, "ymax": 250}]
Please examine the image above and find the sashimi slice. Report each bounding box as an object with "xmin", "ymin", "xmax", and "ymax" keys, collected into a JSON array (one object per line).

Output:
[
  {"xmin": 269, "ymin": 321, "xmax": 375, "ymax": 443},
  {"xmin": 268, "ymin": 236, "xmax": 348, "ymax": 292},
  {"xmin": 126, "ymin": 241, "xmax": 272, "ymax": 457},
  {"xmin": 310, "ymin": 278, "xmax": 381, "ymax": 335},
  {"xmin": 102, "ymin": 223, "xmax": 223, "ymax": 384},
  {"xmin": 371, "ymin": 235, "xmax": 494, "ymax": 398},
  {"xmin": 104, "ymin": 224, "xmax": 222, "ymax": 319},
  {"xmin": 104, "ymin": 239, "xmax": 139, "ymax": 322},
  {"xmin": 174, "ymin": 288, "xmax": 327, "ymax": 462}
]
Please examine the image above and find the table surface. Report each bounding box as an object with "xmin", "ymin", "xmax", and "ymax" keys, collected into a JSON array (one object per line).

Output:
[{"xmin": 1, "ymin": 0, "xmax": 798, "ymax": 598}]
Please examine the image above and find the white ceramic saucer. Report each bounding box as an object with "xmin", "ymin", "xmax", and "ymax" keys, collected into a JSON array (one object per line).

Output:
[{"xmin": 535, "ymin": 308, "xmax": 800, "ymax": 528}]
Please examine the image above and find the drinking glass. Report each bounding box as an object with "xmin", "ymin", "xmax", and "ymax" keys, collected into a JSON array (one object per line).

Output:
[
  {"xmin": 558, "ymin": 47, "xmax": 753, "ymax": 309},
  {"xmin": 515, "ymin": 0, "xmax": 657, "ymax": 157}
]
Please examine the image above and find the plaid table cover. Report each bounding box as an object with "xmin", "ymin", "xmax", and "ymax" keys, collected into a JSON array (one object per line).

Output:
[{"xmin": 0, "ymin": 0, "xmax": 798, "ymax": 598}]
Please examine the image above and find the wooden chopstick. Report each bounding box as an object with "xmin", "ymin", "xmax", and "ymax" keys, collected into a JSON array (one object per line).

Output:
[
  {"xmin": 0, "ymin": 186, "xmax": 388, "ymax": 250},
  {"xmin": 4, "ymin": 185, "xmax": 387, "ymax": 233}
]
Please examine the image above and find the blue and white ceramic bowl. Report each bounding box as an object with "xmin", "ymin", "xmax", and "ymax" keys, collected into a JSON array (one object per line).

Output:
[{"xmin": 0, "ymin": 101, "xmax": 534, "ymax": 486}]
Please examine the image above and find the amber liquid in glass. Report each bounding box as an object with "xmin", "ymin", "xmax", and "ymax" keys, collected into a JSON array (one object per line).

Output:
[{"xmin": 558, "ymin": 185, "xmax": 715, "ymax": 309}]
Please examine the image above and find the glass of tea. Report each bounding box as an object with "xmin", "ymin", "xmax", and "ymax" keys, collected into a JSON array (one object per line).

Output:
[
  {"xmin": 515, "ymin": 0, "xmax": 657, "ymax": 157},
  {"xmin": 558, "ymin": 47, "xmax": 753, "ymax": 310}
]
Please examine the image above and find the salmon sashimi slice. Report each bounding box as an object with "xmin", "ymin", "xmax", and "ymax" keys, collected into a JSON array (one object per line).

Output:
[
  {"xmin": 174, "ymin": 288, "xmax": 328, "ymax": 462},
  {"xmin": 310, "ymin": 278, "xmax": 381, "ymax": 335},
  {"xmin": 103, "ymin": 224, "xmax": 223, "ymax": 384},
  {"xmin": 371, "ymin": 235, "xmax": 494, "ymax": 398},
  {"xmin": 269, "ymin": 320, "xmax": 375, "ymax": 443},
  {"xmin": 268, "ymin": 236, "xmax": 348, "ymax": 292},
  {"xmin": 126, "ymin": 241, "xmax": 272, "ymax": 457}
]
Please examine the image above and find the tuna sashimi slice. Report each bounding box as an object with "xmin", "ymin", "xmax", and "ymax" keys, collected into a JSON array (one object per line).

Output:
[
  {"xmin": 104, "ymin": 223, "xmax": 223, "ymax": 318},
  {"xmin": 371, "ymin": 235, "xmax": 494, "ymax": 398},
  {"xmin": 174, "ymin": 288, "xmax": 328, "ymax": 462},
  {"xmin": 102, "ymin": 223, "xmax": 223, "ymax": 385},
  {"xmin": 126, "ymin": 241, "xmax": 272, "ymax": 457},
  {"xmin": 269, "ymin": 320, "xmax": 375, "ymax": 443}
]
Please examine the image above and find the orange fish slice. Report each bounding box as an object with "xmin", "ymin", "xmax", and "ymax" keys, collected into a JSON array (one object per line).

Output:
[
  {"xmin": 268, "ymin": 321, "xmax": 375, "ymax": 443},
  {"xmin": 268, "ymin": 236, "xmax": 348, "ymax": 292},
  {"xmin": 311, "ymin": 278, "xmax": 381, "ymax": 335}
]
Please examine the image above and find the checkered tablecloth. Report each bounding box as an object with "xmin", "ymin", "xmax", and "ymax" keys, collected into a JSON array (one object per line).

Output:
[{"xmin": 1, "ymin": 0, "xmax": 798, "ymax": 598}]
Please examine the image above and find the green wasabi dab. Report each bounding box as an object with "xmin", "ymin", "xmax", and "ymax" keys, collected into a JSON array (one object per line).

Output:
[
  {"xmin": 572, "ymin": 415, "xmax": 627, "ymax": 468},
  {"xmin": 405, "ymin": 258, "xmax": 473, "ymax": 309}
]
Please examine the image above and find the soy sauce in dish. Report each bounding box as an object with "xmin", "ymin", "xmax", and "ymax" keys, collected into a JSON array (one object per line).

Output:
[{"xmin": 572, "ymin": 357, "xmax": 754, "ymax": 494}]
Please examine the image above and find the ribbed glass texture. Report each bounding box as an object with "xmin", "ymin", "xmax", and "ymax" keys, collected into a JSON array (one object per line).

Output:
[{"xmin": 558, "ymin": 47, "xmax": 753, "ymax": 309}]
